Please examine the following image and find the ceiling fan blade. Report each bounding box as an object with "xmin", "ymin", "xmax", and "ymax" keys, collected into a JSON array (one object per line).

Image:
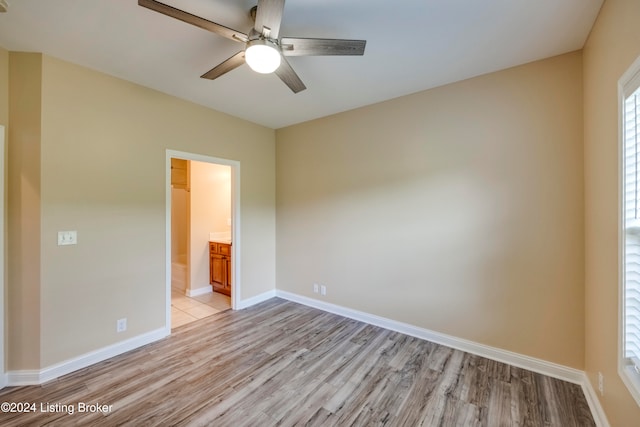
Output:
[
  {"xmin": 275, "ymin": 57, "xmax": 306, "ymax": 93},
  {"xmin": 201, "ymin": 51, "xmax": 246, "ymax": 80},
  {"xmin": 280, "ymin": 38, "xmax": 366, "ymax": 56},
  {"xmin": 254, "ymin": 0, "xmax": 285, "ymax": 39},
  {"xmin": 139, "ymin": 0, "xmax": 248, "ymax": 43}
]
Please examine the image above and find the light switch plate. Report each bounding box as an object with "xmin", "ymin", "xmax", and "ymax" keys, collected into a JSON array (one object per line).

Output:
[{"xmin": 57, "ymin": 230, "xmax": 77, "ymax": 245}]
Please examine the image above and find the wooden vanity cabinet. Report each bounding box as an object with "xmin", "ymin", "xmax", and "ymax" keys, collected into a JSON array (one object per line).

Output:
[{"xmin": 210, "ymin": 242, "xmax": 231, "ymax": 296}]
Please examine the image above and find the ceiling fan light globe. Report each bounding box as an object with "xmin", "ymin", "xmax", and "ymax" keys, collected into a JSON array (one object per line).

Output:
[{"xmin": 245, "ymin": 40, "xmax": 281, "ymax": 74}]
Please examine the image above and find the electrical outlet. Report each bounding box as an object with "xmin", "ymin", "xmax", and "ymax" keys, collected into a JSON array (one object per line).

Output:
[
  {"xmin": 117, "ymin": 318, "xmax": 127, "ymax": 333},
  {"xmin": 320, "ymin": 285, "xmax": 327, "ymax": 296},
  {"xmin": 57, "ymin": 230, "xmax": 78, "ymax": 246},
  {"xmin": 598, "ymin": 371, "xmax": 604, "ymax": 396},
  {"xmin": 313, "ymin": 283, "xmax": 319, "ymax": 293}
]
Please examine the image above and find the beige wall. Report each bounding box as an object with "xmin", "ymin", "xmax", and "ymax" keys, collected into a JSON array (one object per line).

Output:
[
  {"xmin": 189, "ymin": 161, "xmax": 231, "ymax": 291},
  {"xmin": 0, "ymin": 46, "xmax": 7, "ymax": 126},
  {"xmin": 583, "ymin": 0, "xmax": 640, "ymax": 424},
  {"xmin": 7, "ymin": 54, "xmax": 275, "ymax": 369},
  {"xmin": 0, "ymin": 47, "xmax": 9, "ymax": 382},
  {"xmin": 0, "ymin": 48, "xmax": 8, "ymax": 361},
  {"xmin": 277, "ymin": 51, "xmax": 585, "ymax": 368},
  {"xmin": 8, "ymin": 53, "xmax": 43, "ymax": 369},
  {"xmin": 192, "ymin": 161, "xmax": 231, "ymax": 235}
]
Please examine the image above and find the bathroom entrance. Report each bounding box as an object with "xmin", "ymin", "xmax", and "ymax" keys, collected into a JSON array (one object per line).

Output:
[{"xmin": 166, "ymin": 150, "xmax": 239, "ymax": 330}]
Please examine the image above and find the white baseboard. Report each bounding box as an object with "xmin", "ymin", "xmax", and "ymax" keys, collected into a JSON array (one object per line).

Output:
[
  {"xmin": 186, "ymin": 285, "xmax": 212, "ymax": 297},
  {"xmin": 7, "ymin": 327, "xmax": 168, "ymax": 386},
  {"xmin": 275, "ymin": 290, "xmax": 612, "ymax": 425},
  {"xmin": 3, "ymin": 289, "xmax": 275, "ymax": 387},
  {"xmin": 276, "ymin": 290, "xmax": 583, "ymax": 383},
  {"xmin": 237, "ymin": 289, "xmax": 276, "ymax": 310},
  {"xmin": 2, "ymin": 289, "xmax": 611, "ymax": 427},
  {"xmin": 581, "ymin": 373, "xmax": 611, "ymax": 427}
]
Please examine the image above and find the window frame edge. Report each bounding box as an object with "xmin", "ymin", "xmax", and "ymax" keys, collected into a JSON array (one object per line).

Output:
[{"xmin": 617, "ymin": 53, "xmax": 640, "ymax": 408}]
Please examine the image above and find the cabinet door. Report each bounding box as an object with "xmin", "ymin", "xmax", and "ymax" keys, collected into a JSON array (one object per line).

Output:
[{"xmin": 211, "ymin": 254, "xmax": 224, "ymax": 286}]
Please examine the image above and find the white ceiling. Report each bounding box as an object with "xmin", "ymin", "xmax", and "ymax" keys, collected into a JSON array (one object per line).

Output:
[{"xmin": 0, "ymin": 0, "xmax": 603, "ymax": 129}]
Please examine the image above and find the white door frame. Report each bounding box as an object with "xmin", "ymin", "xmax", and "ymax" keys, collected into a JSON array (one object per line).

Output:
[
  {"xmin": 165, "ymin": 150, "xmax": 240, "ymax": 332},
  {"xmin": 0, "ymin": 125, "xmax": 6, "ymax": 388}
]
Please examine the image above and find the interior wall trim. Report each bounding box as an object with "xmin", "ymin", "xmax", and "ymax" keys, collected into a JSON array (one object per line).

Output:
[
  {"xmin": 237, "ymin": 289, "xmax": 276, "ymax": 310},
  {"xmin": 3, "ymin": 290, "xmax": 277, "ymax": 386},
  {"xmin": 275, "ymin": 290, "xmax": 583, "ymax": 381},
  {"xmin": 185, "ymin": 285, "xmax": 213, "ymax": 298},
  {"xmin": 2, "ymin": 291, "xmax": 611, "ymax": 427},
  {"xmin": 4, "ymin": 290, "xmax": 276, "ymax": 386},
  {"xmin": 6, "ymin": 327, "xmax": 168, "ymax": 386},
  {"xmin": 275, "ymin": 290, "xmax": 609, "ymax": 427},
  {"xmin": 581, "ymin": 373, "xmax": 612, "ymax": 427}
]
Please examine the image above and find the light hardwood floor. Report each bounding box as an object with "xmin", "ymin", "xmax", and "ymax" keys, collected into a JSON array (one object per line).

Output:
[{"xmin": 0, "ymin": 298, "xmax": 595, "ymax": 426}]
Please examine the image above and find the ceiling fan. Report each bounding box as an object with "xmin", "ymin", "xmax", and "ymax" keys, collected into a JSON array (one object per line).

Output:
[{"xmin": 138, "ymin": 0, "xmax": 367, "ymax": 93}]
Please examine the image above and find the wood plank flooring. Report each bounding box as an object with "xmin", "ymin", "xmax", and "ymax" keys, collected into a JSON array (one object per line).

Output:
[{"xmin": 0, "ymin": 298, "xmax": 595, "ymax": 426}]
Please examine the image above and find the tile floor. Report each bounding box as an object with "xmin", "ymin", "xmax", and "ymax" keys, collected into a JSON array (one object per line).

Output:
[{"xmin": 171, "ymin": 289, "xmax": 231, "ymax": 329}]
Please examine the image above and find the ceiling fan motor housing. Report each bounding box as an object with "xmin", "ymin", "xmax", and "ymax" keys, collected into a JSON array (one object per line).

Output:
[
  {"xmin": 138, "ymin": 0, "xmax": 365, "ymax": 93},
  {"xmin": 245, "ymin": 38, "xmax": 281, "ymax": 73}
]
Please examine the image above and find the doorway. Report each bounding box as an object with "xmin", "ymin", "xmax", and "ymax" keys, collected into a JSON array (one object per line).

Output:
[{"xmin": 165, "ymin": 150, "xmax": 240, "ymax": 332}]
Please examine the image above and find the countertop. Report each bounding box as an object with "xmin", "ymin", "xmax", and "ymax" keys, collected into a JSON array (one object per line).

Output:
[
  {"xmin": 209, "ymin": 232, "xmax": 231, "ymax": 245},
  {"xmin": 210, "ymin": 239, "xmax": 232, "ymax": 245}
]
